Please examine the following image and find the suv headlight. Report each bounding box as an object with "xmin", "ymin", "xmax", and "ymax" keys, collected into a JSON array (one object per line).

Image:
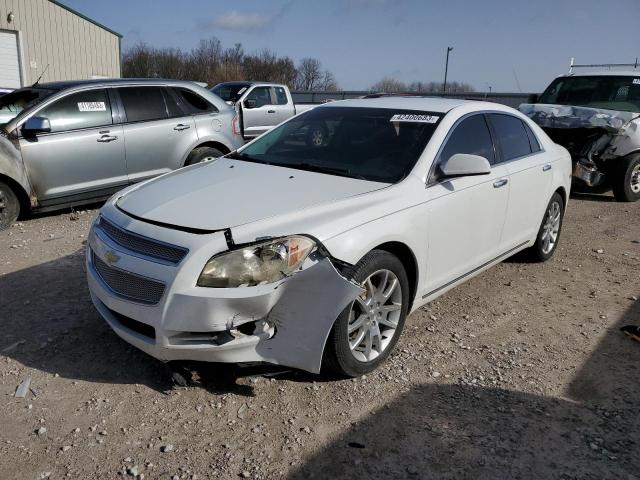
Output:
[{"xmin": 197, "ymin": 236, "xmax": 316, "ymax": 288}]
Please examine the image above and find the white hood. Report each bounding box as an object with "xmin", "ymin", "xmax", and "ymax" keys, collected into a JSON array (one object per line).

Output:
[{"xmin": 117, "ymin": 158, "xmax": 388, "ymax": 231}]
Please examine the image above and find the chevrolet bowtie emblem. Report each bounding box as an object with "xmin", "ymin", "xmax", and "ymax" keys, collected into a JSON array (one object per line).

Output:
[{"xmin": 103, "ymin": 250, "xmax": 120, "ymax": 265}]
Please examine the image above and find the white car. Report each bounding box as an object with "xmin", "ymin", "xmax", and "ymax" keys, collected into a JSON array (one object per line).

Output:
[{"xmin": 86, "ymin": 97, "xmax": 571, "ymax": 377}]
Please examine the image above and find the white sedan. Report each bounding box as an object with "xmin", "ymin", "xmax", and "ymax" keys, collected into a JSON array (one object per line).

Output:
[{"xmin": 86, "ymin": 97, "xmax": 571, "ymax": 377}]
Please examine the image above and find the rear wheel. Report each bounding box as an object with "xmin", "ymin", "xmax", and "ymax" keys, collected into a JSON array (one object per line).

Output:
[
  {"xmin": 527, "ymin": 192, "xmax": 564, "ymax": 262},
  {"xmin": 323, "ymin": 250, "xmax": 409, "ymax": 377},
  {"xmin": 0, "ymin": 180, "xmax": 20, "ymax": 231},
  {"xmin": 612, "ymin": 154, "xmax": 640, "ymax": 202},
  {"xmin": 184, "ymin": 146, "xmax": 225, "ymax": 166}
]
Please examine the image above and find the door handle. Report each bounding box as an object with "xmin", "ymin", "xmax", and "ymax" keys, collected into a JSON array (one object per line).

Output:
[
  {"xmin": 174, "ymin": 124, "xmax": 191, "ymax": 131},
  {"xmin": 267, "ymin": 110, "xmax": 276, "ymax": 114},
  {"xmin": 493, "ymin": 178, "xmax": 508, "ymax": 188},
  {"xmin": 542, "ymin": 164, "xmax": 552, "ymax": 172},
  {"xmin": 97, "ymin": 135, "xmax": 118, "ymax": 143}
]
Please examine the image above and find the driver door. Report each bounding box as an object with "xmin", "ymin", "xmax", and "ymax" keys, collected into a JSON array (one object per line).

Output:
[
  {"xmin": 19, "ymin": 88, "xmax": 127, "ymax": 204},
  {"xmin": 241, "ymin": 86, "xmax": 276, "ymax": 139},
  {"xmin": 423, "ymin": 114, "xmax": 510, "ymax": 299}
]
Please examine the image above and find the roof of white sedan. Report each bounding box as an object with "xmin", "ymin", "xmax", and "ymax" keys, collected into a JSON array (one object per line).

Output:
[{"xmin": 322, "ymin": 96, "xmax": 492, "ymax": 113}]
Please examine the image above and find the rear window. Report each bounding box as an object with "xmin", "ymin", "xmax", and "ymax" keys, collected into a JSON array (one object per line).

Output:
[
  {"xmin": 173, "ymin": 88, "xmax": 216, "ymax": 114},
  {"xmin": 233, "ymin": 107, "xmax": 442, "ymax": 183},
  {"xmin": 119, "ymin": 87, "xmax": 167, "ymax": 123},
  {"xmin": 275, "ymin": 87, "xmax": 288, "ymax": 105},
  {"xmin": 488, "ymin": 113, "xmax": 532, "ymax": 161}
]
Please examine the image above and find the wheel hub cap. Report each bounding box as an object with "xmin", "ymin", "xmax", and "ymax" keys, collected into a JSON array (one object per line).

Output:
[
  {"xmin": 541, "ymin": 201, "xmax": 561, "ymax": 254},
  {"xmin": 347, "ymin": 269, "xmax": 402, "ymax": 362},
  {"xmin": 631, "ymin": 164, "xmax": 640, "ymax": 193}
]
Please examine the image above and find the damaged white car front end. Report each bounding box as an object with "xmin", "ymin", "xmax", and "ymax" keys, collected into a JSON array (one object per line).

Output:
[{"xmin": 87, "ymin": 198, "xmax": 362, "ymax": 374}]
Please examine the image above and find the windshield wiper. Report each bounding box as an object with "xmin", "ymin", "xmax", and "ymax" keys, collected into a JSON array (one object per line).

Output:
[
  {"xmin": 226, "ymin": 151, "xmax": 269, "ymax": 165},
  {"xmin": 276, "ymin": 162, "xmax": 367, "ymax": 180}
]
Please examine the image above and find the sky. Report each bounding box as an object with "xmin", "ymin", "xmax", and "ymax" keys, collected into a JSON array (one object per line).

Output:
[{"xmin": 62, "ymin": 0, "xmax": 640, "ymax": 93}]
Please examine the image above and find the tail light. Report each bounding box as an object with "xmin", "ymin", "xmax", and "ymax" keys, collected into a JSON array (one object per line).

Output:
[{"xmin": 232, "ymin": 115, "xmax": 240, "ymax": 136}]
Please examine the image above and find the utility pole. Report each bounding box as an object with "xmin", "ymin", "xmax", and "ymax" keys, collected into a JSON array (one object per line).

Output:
[{"xmin": 443, "ymin": 46, "xmax": 453, "ymax": 94}]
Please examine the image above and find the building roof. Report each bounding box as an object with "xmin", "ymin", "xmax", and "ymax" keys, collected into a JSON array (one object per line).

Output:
[{"xmin": 49, "ymin": 0, "xmax": 122, "ymax": 38}]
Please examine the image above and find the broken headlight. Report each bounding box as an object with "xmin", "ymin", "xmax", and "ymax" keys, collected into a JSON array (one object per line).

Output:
[{"xmin": 197, "ymin": 236, "xmax": 316, "ymax": 288}]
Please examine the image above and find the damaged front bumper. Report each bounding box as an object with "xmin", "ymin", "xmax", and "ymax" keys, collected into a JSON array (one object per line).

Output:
[{"xmin": 86, "ymin": 204, "xmax": 361, "ymax": 373}]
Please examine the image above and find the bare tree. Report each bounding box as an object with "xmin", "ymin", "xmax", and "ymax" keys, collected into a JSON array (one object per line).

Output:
[{"xmin": 370, "ymin": 77, "xmax": 407, "ymax": 93}]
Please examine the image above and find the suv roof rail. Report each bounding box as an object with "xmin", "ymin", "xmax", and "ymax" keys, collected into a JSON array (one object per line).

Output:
[{"xmin": 568, "ymin": 57, "xmax": 639, "ymax": 74}]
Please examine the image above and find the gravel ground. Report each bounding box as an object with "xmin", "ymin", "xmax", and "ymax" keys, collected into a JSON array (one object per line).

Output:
[{"xmin": 1, "ymin": 194, "xmax": 639, "ymax": 480}]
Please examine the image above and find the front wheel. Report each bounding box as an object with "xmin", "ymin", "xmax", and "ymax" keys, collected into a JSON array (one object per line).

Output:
[
  {"xmin": 0, "ymin": 180, "xmax": 20, "ymax": 231},
  {"xmin": 527, "ymin": 192, "xmax": 564, "ymax": 262},
  {"xmin": 323, "ymin": 250, "xmax": 409, "ymax": 377},
  {"xmin": 612, "ymin": 154, "xmax": 640, "ymax": 202}
]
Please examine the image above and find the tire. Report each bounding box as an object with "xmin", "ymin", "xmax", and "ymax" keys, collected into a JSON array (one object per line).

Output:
[
  {"xmin": 527, "ymin": 192, "xmax": 564, "ymax": 262},
  {"xmin": 323, "ymin": 250, "xmax": 410, "ymax": 377},
  {"xmin": 184, "ymin": 146, "xmax": 225, "ymax": 166},
  {"xmin": 0, "ymin": 180, "xmax": 20, "ymax": 231},
  {"xmin": 306, "ymin": 124, "xmax": 328, "ymax": 147},
  {"xmin": 612, "ymin": 154, "xmax": 640, "ymax": 202}
]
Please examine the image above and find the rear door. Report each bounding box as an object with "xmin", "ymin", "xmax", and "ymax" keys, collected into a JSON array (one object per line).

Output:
[
  {"xmin": 241, "ymin": 86, "xmax": 277, "ymax": 138},
  {"xmin": 424, "ymin": 113, "xmax": 510, "ymax": 297},
  {"xmin": 488, "ymin": 113, "xmax": 552, "ymax": 249},
  {"xmin": 271, "ymin": 86, "xmax": 295, "ymax": 124},
  {"xmin": 117, "ymin": 86, "xmax": 197, "ymax": 183},
  {"xmin": 19, "ymin": 88, "xmax": 127, "ymax": 203}
]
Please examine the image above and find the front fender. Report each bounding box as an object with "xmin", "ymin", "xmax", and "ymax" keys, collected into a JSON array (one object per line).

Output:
[{"xmin": 0, "ymin": 134, "xmax": 33, "ymax": 203}]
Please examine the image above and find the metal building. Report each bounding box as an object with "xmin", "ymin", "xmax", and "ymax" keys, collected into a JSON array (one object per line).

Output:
[{"xmin": 0, "ymin": 0, "xmax": 121, "ymax": 89}]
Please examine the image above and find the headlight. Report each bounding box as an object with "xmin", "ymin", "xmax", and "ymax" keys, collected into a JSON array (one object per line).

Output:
[{"xmin": 197, "ymin": 236, "xmax": 316, "ymax": 288}]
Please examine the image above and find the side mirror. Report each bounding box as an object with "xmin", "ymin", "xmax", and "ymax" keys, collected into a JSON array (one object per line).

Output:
[
  {"xmin": 22, "ymin": 116, "xmax": 51, "ymax": 136},
  {"xmin": 527, "ymin": 93, "xmax": 539, "ymax": 104},
  {"xmin": 440, "ymin": 153, "xmax": 491, "ymax": 178},
  {"xmin": 244, "ymin": 99, "xmax": 257, "ymax": 109}
]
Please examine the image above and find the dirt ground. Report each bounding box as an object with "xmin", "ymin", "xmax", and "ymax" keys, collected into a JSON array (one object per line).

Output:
[{"xmin": 1, "ymin": 193, "xmax": 639, "ymax": 480}]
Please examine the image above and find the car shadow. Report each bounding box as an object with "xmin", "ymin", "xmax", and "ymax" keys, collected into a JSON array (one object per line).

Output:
[
  {"xmin": 570, "ymin": 191, "xmax": 616, "ymax": 203},
  {"xmin": 0, "ymin": 249, "xmax": 260, "ymax": 396},
  {"xmin": 288, "ymin": 299, "xmax": 640, "ymax": 479}
]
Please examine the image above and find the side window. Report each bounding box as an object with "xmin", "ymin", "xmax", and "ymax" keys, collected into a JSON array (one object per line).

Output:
[
  {"xmin": 246, "ymin": 87, "xmax": 272, "ymax": 108},
  {"xmin": 438, "ymin": 114, "xmax": 495, "ymax": 170},
  {"xmin": 38, "ymin": 89, "xmax": 112, "ymax": 133},
  {"xmin": 274, "ymin": 87, "xmax": 288, "ymax": 105},
  {"xmin": 119, "ymin": 87, "xmax": 168, "ymax": 123},
  {"xmin": 523, "ymin": 121, "xmax": 541, "ymax": 153},
  {"xmin": 489, "ymin": 113, "xmax": 533, "ymax": 161},
  {"xmin": 174, "ymin": 88, "xmax": 217, "ymax": 114},
  {"xmin": 162, "ymin": 89, "xmax": 184, "ymax": 118}
]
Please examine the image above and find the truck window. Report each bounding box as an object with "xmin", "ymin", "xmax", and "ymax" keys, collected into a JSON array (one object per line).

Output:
[
  {"xmin": 538, "ymin": 76, "xmax": 640, "ymax": 113},
  {"xmin": 38, "ymin": 89, "xmax": 113, "ymax": 133},
  {"xmin": 246, "ymin": 87, "xmax": 272, "ymax": 108},
  {"xmin": 274, "ymin": 87, "xmax": 288, "ymax": 105}
]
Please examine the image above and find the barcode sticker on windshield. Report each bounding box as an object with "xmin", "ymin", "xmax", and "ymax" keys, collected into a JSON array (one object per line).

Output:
[
  {"xmin": 633, "ymin": 78, "xmax": 640, "ymax": 85},
  {"xmin": 390, "ymin": 114, "xmax": 439, "ymax": 123},
  {"xmin": 78, "ymin": 102, "xmax": 106, "ymax": 112}
]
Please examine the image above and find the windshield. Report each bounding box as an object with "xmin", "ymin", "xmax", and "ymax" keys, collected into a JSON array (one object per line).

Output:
[
  {"xmin": 0, "ymin": 87, "xmax": 57, "ymax": 127},
  {"xmin": 230, "ymin": 106, "xmax": 442, "ymax": 183},
  {"xmin": 538, "ymin": 75, "xmax": 640, "ymax": 113},
  {"xmin": 211, "ymin": 83, "xmax": 250, "ymax": 103}
]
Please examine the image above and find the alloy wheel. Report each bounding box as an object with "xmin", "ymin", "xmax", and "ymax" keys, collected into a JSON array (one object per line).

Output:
[
  {"xmin": 541, "ymin": 200, "xmax": 561, "ymax": 254},
  {"xmin": 630, "ymin": 163, "xmax": 640, "ymax": 194},
  {"xmin": 347, "ymin": 269, "xmax": 402, "ymax": 362}
]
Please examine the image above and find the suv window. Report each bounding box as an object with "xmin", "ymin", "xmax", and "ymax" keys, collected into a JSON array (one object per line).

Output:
[
  {"xmin": 119, "ymin": 87, "xmax": 167, "ymax": 123},
  {"xmin": 488, "ymin": 113, "xmax": 532, "ymax": 161},
  {"xmin": 174, "ymin": 88, "xmax": 216, "ymax": 114},
  {"xmin": 438, "ymin": 114, "xmax": 495, "ymax": 168},
  {"xmin": 38, "ymin": 89, "xmax": 112, "ymax": 133},
  {"xmin": 274, "ymin": 87, "xmax": 288, "ymax": 105},
  {"xmin": 246, "ymin": 87, "xmax": 272, "ymax": 108}
]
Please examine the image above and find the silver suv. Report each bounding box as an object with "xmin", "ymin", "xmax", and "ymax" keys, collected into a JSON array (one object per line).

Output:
[{"xmin": 0, "ymin": 79, "xmax": 243, "ymax": 229}]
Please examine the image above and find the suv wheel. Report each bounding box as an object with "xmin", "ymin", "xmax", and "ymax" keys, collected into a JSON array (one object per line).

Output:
[
  {"xmin": 185, "ymin": 146, "xmax": 225, "ymax": 166},
  {"xmin": 0, "ymin": 180, "xmax": 20, "ymax": 231},
  {"xmin": 612, "ymin": 154, "xmax": 640, "ymax": 202},
  {"xmin": 323, "ymin": 250, "xmax": 409, "ymax": 377},
  {"xmin": 527, "ymin": 192, "xmax": 564, "ymax": 262}
]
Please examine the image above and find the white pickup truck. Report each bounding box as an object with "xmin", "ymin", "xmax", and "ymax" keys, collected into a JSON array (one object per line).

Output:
[{"xmin": 211, "ymin": 82, "xmax": 317, "ymax": 140}]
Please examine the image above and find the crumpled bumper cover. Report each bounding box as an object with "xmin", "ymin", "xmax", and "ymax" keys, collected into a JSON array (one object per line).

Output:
[{"xmin": 86, "ymin": 204, "xmax": 362, "ymax": 373}]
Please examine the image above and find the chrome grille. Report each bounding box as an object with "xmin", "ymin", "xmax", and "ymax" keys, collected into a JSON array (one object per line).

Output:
[
  {"xmin": 92, "ymin": 251, "xmax": 166, "ymax": 305},
  {"xmin": 98, "ymin": 217, "xmax": 187, "ymax": 265}
]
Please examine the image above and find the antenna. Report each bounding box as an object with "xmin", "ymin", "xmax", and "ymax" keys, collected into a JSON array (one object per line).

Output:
[
  {"xmin": 32, "ymin": 64, "xmax": 50, "ymax": 87},
  {"xmin": 569, "ymin": 57, "xmax": 575, "ymax": 74}
]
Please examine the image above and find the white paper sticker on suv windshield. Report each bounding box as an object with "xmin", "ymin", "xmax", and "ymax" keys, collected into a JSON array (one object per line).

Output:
[
  {"xmin": 77, "ymin": 102, "xmax": 106, "ymax": 112},
  {"xmin": 633, "ymin": 78, "xmax": 640, "ymax": 85},
  {"xmin": 390, "ymin": 114, "xmax": 439, "ymax": 123}
]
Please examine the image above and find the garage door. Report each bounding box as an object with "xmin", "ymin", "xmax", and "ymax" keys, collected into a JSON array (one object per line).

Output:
[{"xmin": 0, "ymin": 30, "xmax": 21, "ymax": 89}]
